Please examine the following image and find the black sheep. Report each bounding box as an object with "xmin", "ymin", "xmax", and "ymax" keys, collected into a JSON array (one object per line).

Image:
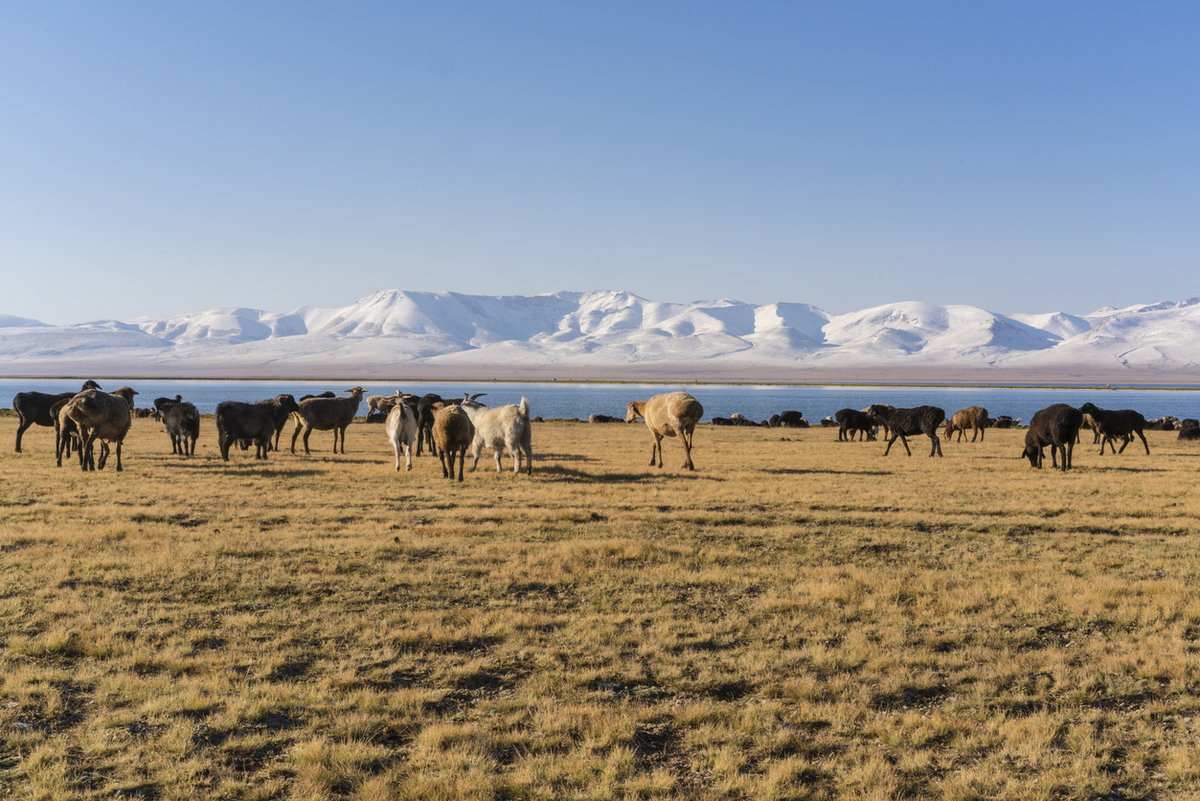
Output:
[
  {"xmin": 12, "ymin": 380, "xmax": 100, "ymax": 452},
  {"xmin": 867, "ymin": 404, "xmax": 946, "ymax": 457},
  {"xmin": 1078, "ymin": 403, "xmax": 1149, "ymax": 456},
  {"xmin": 216, "ymin": 394, "xmax": 300, "ymax": 461},
  {"xmin": 1021, "ymin": 403, "xmax": 1083, "ymax": 471}
]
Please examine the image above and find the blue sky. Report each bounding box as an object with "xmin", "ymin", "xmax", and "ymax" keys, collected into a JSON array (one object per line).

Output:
[{"xmin": 2, "ymin": 1, "xmax": 1198, "ymax": 324}]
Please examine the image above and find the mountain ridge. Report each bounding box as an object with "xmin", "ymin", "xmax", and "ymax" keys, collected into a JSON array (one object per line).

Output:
[{"xmin": 4, "ymin": 290, "xmax": 1200, "ymax": 382}]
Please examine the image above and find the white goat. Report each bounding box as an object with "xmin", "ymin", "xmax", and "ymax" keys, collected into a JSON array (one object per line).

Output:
[
  {"xmin": 384, "ymin": 402, "xmax": 418, "ymax": 471},
  {"xmin": 457, "ymin": 396, "xmax": 533, "ymax": 475}
]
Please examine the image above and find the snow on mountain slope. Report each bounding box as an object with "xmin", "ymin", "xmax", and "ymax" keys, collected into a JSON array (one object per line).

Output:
[{"xmin": 3, "ymin": 290, "xmax": 1200, "ymax": 379}]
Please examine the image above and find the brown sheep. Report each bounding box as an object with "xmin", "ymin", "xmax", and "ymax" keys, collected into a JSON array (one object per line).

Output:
[
  {"xmin": 432, "ymin": 404, "xmax": 475, "ymax": 482},
  {"xmin": 57, "ymin": 388, "xmax": 134, "ymax": 471},
  {"xmin": 944, "ymin": 405, "xmax": 989, "ymax": 443},
  {"xmin": 625, "ymin": 391, "xmax": 704, "ymax": 470},
  {"xmin": 290, "ymin": 387, "xmax": 365, "ymax": 454}
]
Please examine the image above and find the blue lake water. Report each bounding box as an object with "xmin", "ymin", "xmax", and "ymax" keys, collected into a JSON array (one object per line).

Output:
[{"xmin": 4, "ymin": 378, "xmax": 1199, "ymax": 423}]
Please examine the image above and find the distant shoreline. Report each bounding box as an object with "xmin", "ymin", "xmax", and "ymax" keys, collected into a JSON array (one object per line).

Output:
[{"xmin": 5, "ymin": 373, "xmax": 1200, "ymax": 391}]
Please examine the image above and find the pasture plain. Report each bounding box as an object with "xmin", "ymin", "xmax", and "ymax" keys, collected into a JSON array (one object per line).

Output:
[{"xmin": 2, "ymin": 414, "xmax": 1200, "ymax": 800}]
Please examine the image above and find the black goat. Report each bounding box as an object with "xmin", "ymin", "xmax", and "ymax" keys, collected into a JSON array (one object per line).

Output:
[
  {"xmin": 1021, "ymin": 403, "xmax": 1083, "ymax": 471},
  {"xmin": 1078, "ymin": 403, "xmax": 1149, "ymax": 456},
  {"xmin": 13, "ymin": 380, "xmax": 100, "ymax": 452},
  {"xmin": 162, "ymin": 401, "xmax": 200, "ymax": 456},
  {"xmin": 867, "ymin": 404, "xmax": 945, "ymax": 457},
  {"xmin": 216, "ymin": 394, "xmax": 300, "ymax": 461},
  {"xmin": 834, "ymin": 408, "xmax": 875, "ymax": 441}
]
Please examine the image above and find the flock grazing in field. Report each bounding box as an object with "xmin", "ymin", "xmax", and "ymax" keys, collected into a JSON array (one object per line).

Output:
[{"xmin": 9, "ymin": 382, "xmax": 1200, "ymax": 475}]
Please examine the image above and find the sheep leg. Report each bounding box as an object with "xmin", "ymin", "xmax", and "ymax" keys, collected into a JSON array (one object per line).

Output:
[
  {"xmin": 469, "ymin": 443, "xmax": 483, "ymax": 472},
  {"xmin": 929, "ymin": 433, "xmax": 943, "ymax": 457},
  {"xmin": 1136, "ymin": 430, "xmax": 1149, "ymax": 455},
  {"xmin": 15, "ymin": 418, "xmax": 33, "ymax": 452},
  {"xmin": 650, "ymin": 434, "xmax": 663, "ymax": 467},
  {"xmin": 456, "ymin": 448, "xmax": 465, "ymax": 482},
  {"xmin": 438, "ymin": 449, "xmax": 450, "ymax": 478},
  {"xmin": 301, "ymin": 425, "xmax": 313, "ymax": 455},
  {"xmin": 404, "ymin": 442, "xmax": 412, "ymax": 471},
  {"xmin": 681, "ymin": 427, "xmax": 695, "ymax": 470},
  {"xmin": 1062, "ymin": 441, "xmax": 1073, "ymax": 471},
  {"xmin": 494, "ymin": 448, "xmax": 504, "ymax": 473}
]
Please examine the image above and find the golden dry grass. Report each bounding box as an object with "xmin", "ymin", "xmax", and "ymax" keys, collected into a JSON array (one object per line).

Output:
[{"xmin": 3, "ymin": 413, "xmax": 1200, "ymax": 800}]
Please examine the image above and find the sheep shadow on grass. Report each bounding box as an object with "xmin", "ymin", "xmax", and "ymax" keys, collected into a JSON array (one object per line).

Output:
[
  {"xmin": 765, "ymin": 468, "xmax": 894, "ymax": 477},
  {"xmin": 536, "ymin": 465, "xmax": 715, "ymax": 484}
]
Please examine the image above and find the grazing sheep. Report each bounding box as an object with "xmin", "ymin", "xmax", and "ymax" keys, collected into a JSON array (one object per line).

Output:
[
  {"xmin": 1182, "ymin": 418, "xmax": 1199, "ymax": 430},
  {"xmin": 774, "ymin": 410, "xmax": 807, "ymax": 428},
  {"xmin": 290, "ymin": 386, "xmax": 365, "ymax": 455},
  {"xmin": 867, "ymin": 404, "xmax": 946, "ymax": 457},
  {"xmin": 944, "ymin": 406, "xmax": 989, "ymax": 443},
  {"xmin": 432, "ymin": 404, "xmax": 475, "ymax": 482},
  {"xmin": 1178, "ymin": 426, "xmax": 1200, "ymax": 441},
  {"xmin": 458, "ymin": 396, "xmax": 533, "ymax": 475},
  {"xmin": 992, "ymin": 415, "xmax": 1021, "ymax": 429},
  {"xmin": 834, "ymin": 408, "xmax": 875, "ymax": 442},
  {"xmin": 589, "ymin": 414, "xmax": 621, "ymax": 423},
  {"xmin": 863, "ymin": 404, "xmax": 895, "ymax": 439},
  {"xmin": 1145, "ymin": 416, "xmax": 1179, "ymax": 431},
  {"xmin": 1078, "ymin": 402, "xmax": 1150, "ymax": 456},
  {"xmin": 161, "ymin": 401, "xmax": 200, "ymax": 456},
  {"xmin": 12, "ymin": 380, "xmax": 100, "ymax": 452},
  {"xmin": 385, "ymin": 402, "xmax": 419, "ymax": 471},
  {"xmin": 1079, "ymin": 412, "xmax": 1102, "ymax": 444},
  {"xmin": 625, "ymin": 392, "xmax": 704, "ymax": 470},
  {"xmin": 57, "ymin": 388, "xmax": 133, "ymax": 471},
  {"xmin": 1021, "ymin": 403, "xmax": 1083, "ymax": 471},
  {"xmin": 216, "ymin": 395, "xmax": 300, "ymax": 461}
]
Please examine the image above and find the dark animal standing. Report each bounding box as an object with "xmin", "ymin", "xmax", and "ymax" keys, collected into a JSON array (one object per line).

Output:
[
  {"xmin": 774, "ymin": 411, "xmax": 807, "ymax": 428},
  {"xmin": 162, "ymin": 401, "xmax": 200, "ymax": 456},
  {"xmin": 867, "ymin": 404, "xmax": 946, "ymax": 457},
  {"xmin": 56, "ymin": 387, "xmax": 136, "ymax": 471},
  {"xmin": 1178, "ymin": 426, "xmax": 1200, "ymax": 441},
  {"xmin": 12, "ymin": 380, "xmax": 100, "ymax": 452},
  {"xmin": 291, "ymin": 387, "xmax": 366, "ymax": 455},
  {"xmin": 216, "ymin": 395, "xmax": 300, "ymax": 461},
  {"xmin": 944, "ymin": 406, "xmax": 988, "ymax": 443},
  {"xmin": 1078, "ymin": 402, "xmax": 1149, "ymax": 456},
  {"xmin": 834, "ymin": 408, "xmax": 875, "ymax": 442},
  {"xmin": 1021, "ymin": 403, "xmax": 1083, "ymax": 471},
  {"xmin": 432, "ymin": 404, "xmax": 475, "ymax": 482}
]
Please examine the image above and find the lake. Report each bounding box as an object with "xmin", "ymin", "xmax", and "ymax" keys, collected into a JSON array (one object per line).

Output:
[{"xmin": 4, "ymin": 378, "xmax": 1199, "ymax": 424}]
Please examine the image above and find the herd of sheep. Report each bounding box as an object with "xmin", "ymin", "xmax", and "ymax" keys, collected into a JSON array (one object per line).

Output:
[{"xmin": 10, "ymin": 383, "xmax": 1199, "ymax": 476}]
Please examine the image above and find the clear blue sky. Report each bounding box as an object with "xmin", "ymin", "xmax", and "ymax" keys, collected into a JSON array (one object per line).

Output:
[{"xmin": 2, "ymin": 1, "xmax": 1198, "ymax": 324}]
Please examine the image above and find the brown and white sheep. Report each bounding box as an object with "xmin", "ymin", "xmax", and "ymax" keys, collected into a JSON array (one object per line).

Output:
[
  {"xmin": 944, "ymin": 405, "xmax": 989, "ymax": 443},
  {"xmin": 290, "ymin": 387, "xmax": 365, "ymax": 454},
  {"xmin": 625, "ymin": 392, "xmax": 704, "ymax": 470},
  {"xmin": 432, "ymin": 404, "xmax": 475, "ymax": 482}
]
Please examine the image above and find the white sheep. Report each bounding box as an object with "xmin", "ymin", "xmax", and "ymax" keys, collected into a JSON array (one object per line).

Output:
[
  {"xmin": 625, "ymin": 391, "xmax": 704, "ymax": 470},
  {"xmin": 457, "ymin": 396, "xmax": 533, "ymax": 475},
  {"xmin": 385, "ymin": 401, "xmax": 418, "ymax": 471}
]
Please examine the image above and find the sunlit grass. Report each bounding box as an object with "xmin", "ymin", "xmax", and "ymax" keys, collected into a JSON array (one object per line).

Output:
[{"xmin": 3, "ymin": 414, "xmax": 1200, "ymax": 798}]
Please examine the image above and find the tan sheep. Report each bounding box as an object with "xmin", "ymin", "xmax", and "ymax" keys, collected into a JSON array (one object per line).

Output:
[
  {"xmin": 625, "ymin": 391, "xmax": 704, "ymax": 470},
  {"xmin": 432, "ymin": 404, "xmax": 475, "ymax": 482},
  {"xmin": 944, "ymin": 405, "xmax": 988, "ymax": 443},
  {"xmin": 57, "ymin": 388, "xmax": 133, "ymax": 471}
]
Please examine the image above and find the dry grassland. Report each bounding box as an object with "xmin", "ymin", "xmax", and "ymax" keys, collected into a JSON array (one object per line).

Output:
[{"xmin": 2, "ymin": 414, "xmax": 1200, "ymax": 800}]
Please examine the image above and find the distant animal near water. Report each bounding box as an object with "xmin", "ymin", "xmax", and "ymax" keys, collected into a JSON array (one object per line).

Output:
[{"xmin": 625, "ymin": 392, "xmax": 704, "ymax": 470}]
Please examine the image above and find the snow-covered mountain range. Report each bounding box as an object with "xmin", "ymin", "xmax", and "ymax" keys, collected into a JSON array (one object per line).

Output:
[{"xmin": 3, "ymin": 290, "xmax": 1199, "ymax": 382}]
